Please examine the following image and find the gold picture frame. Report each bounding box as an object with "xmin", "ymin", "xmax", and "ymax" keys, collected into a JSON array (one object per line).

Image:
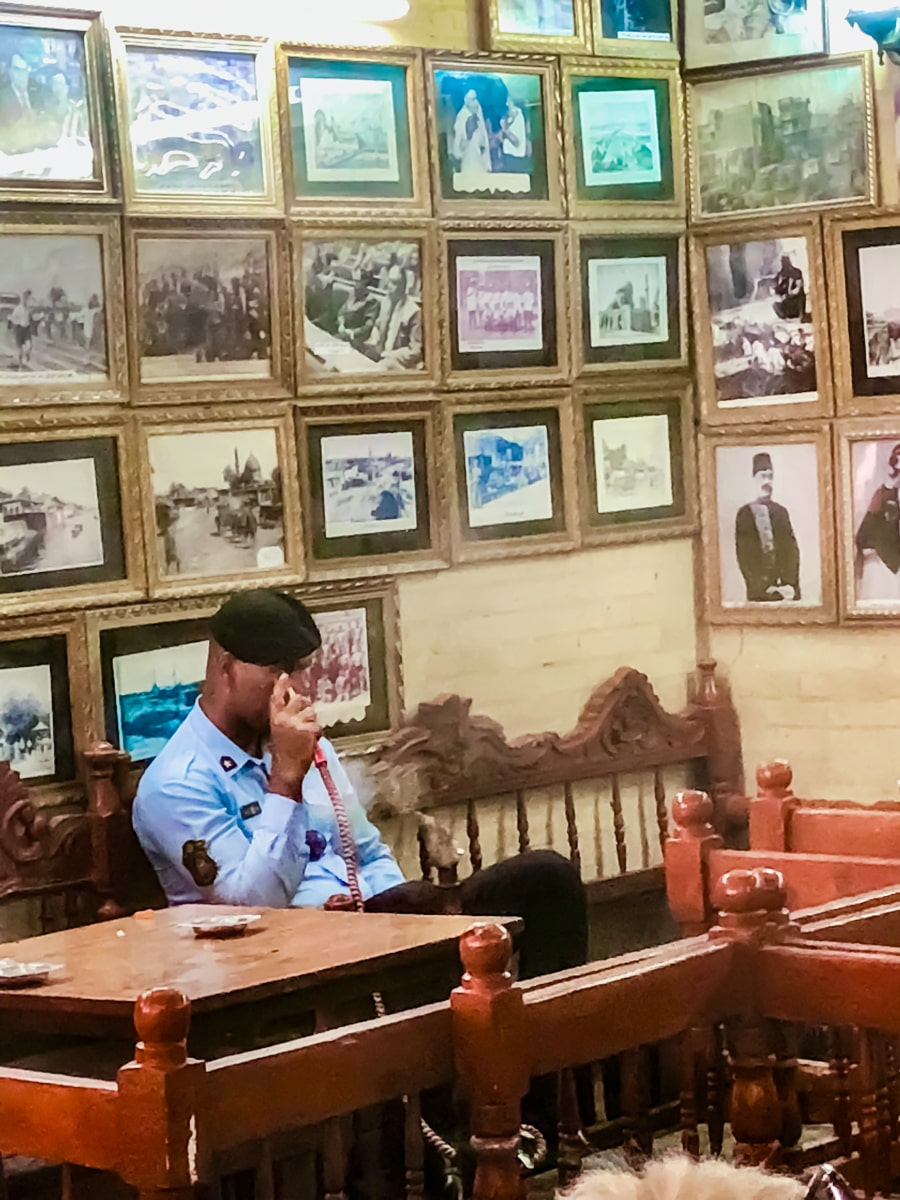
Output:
[
  {"xmin": 111, "ymin": 27, "xmax": 282, "ymax": 217},
  {"xmin": 590, "ymin": 0, "xmax": 678, "ymax": 61},
  {"xmin": 836, "ymin": 416, "xmax": 900, "ymax": 622},
  {"xmin": 294, "ymin": 219, "xmax": 439, "ymax": 397},
  {"xmin": 690, "ymin": 213, "xmax": 833, "ymax": 427},
  {"xmin": 483, "ymin": 0, "xmax": 592, "ymax": 54},
  {"xmin": 125, "ymin": 218, "xmax": 293, "ymax": 407}
]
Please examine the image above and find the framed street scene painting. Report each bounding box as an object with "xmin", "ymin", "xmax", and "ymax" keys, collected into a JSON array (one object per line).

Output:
[
  {"xmin": 836, "ymin": 418, "xmax": 900, "ymax": 620},
  {"xmin": 684, "ymin": 0, "xmax": 826, "ymax": 71},
  {"xmin": 563, "ymin": 59, "xmax": 683, "ymax": 220},
  {"xmin": 446, "ymin": 392, "xmax": 577, "ymax": 562},
  {"xmin": 441, "ymin": 227, "xmax": 568, "ymax": 387},
  {"xmin": 280, "ymin": 47, "xmax": 429, "ymax": 217},
  {"xmin": 572, "ymin": 221, "xmax": 686, "ymax": 374},
  {"xmin": 0, "ymin": 7, "xmax": 111, "ymax": 202},
  {"xmin": 688, "ymin": 56, "xmax": 875, "ymax": 222},
  {"xmin": 691, "ymin": 216, "xmax": 832, "ymax": 426},
  {"xmin": 126, "ymin": 221, "xmax": 292, "ymax": 406},
  {"xmin": 700, "ymin": 425, "xmax": 835, "ymax": 624},
  {"xmin": 0, "ymin": 620, "xmax": 79, "ymax": 784},
  {"xmin": 426, "ymin": 53, "xmax": 563, "ymax": 218},
  {"xmin": 484, "ymin": 0, "xmax": 591, "ymax": 54},
  {"xmin": 296, "ymin": 224, "xmax": 438, "ymax": 394},
  {"xmin": 113, "ymin": 30, "xmax": 281, "ymax": 216},
  {"xmin": 592, "ymin": 0, "xmax": 677, "ymax": 60}
]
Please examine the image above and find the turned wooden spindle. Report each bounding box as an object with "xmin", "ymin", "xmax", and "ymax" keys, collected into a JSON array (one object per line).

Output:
[
  {"xmin": 690, "ymin": 659, "xmax": 746, "ymax": 828},
  {"xmin": 726, "ymin": 1014, "xmax": 783, "ymax": 1169},
  {"xmin": 664, "ymin": 789, "xmax": 723, "ymax": 936},
  {"xmin": 83, "ymin": 740, "xmax": 131, "ymax": 921}
]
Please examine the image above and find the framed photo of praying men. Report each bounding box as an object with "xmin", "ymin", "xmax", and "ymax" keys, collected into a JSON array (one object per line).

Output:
[
  {"xmin": 690, "ymin": 215, "xmax": 832, "ymax": 427},
  {"xmin": 440, "ymin": 226, "xmax": 568, "ymax": 388},
  {"xmin": 571, "ymin": 221, "xmax": 687, "ymax": 376},
  {"xmin": 124, "ymin": 220, "xmax": 292, "ymax": 406},
  {"xmin": 278, "ymin": 46, "xmax": 429, "ymax": 218},
  {"xmin": 295, "ymin": 223, "xmax": 438, "ymax": 395},
  {"xmin": 484, "ymin": 0, "xmax": 591, "ymax": 55},
  {"xmin": 835, "ymin": 418, "xmax": 900, "ymax": 620},
  {"xmin": 426, "ymin": 52, "xmax": 563, "ymax": 219},
  {"xmin": 111, "ymin": 29, "xmax": 282, "ymax": 216},
  {"xmin": 445, "ymin": 391, "xmax": 578, "ymax": 563},
  {"xmin": 591, "ymin": 0, "xmax": 678, "ymax": 61},
  {"xmin": 700, "ymin": 425, "xmax": 836, "ymax": 625},
  {"xmin": 296, "ymin": 402, "xmax": 447, "ymax": 581},
  {"xmin": 562, "ymin": 58, "xmax": 683, "ymax": 221},
  {"xmin": 683, "ymin": 0, "xmax": 826, "ymax": 71}
]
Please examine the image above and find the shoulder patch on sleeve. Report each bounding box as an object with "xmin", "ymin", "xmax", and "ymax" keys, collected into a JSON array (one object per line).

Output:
[{"xmin": 182, "ymin": 839, "xmax": 219, "ymax": 888}]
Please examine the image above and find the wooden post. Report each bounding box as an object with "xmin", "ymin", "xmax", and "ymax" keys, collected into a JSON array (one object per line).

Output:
[
  {"xmin": 83, "ymin": 740, "xmax": 131, "ymax": 921},
  {"xmin": 451, "ymin": 923, "xmax": 528, "ymax": 1200},
  {"xmin": 664, "ymin": 790, "xmax": 723, "ymax": 936},
  {"xmin": 749, "ymin": 761, "xmax": 796, "ymax": 852},
  {"xmin": 688, "ymin": 660, "xmax": 746, "ymax": 831}
]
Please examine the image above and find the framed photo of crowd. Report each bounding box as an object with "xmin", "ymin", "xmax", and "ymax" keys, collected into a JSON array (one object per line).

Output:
[
  {"xmin": 690, "ymin": 215, "xmax": 833, "ymax": 427},
  {"xmin": 836, "ymin": 418, "xmax": 900, "ymax": 620},
  {"xmin": 700, "ymin": 424, "xmax": 836, "ymax": 625},
  {"xmin": 591, "ymin": 0, "xmax": 678, "ymax": 60},
  {"xmin": 484, "ymin": 0, "xmax": 592, "ymax": 55}
]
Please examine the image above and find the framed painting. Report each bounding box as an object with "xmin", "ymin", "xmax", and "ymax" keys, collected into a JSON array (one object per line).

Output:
[
  {"xmin": 296, "ymin": 402, "xmax": 447, "ymax": 580},
  {"xmin": 295, "ymin": 223, "xmax": 438, "ymax": 395},
  {"xmin": 440, "ymin": 226, "xmax": 568, "ymax": 388},
  {"xmin": 592, "ymin": 0, "xmax": 677, "ymax": 60},
  {"xmin": 700, "ymin": 423, "xmax": 836, "ymax": 625},
  {"xmin": 484, "ymin": 0, "xmax": 591, "ymax": 54},
  {"xmin": 426, "ymin": 52, "xmax": 563, "ymax": 219},
  {"xmin": 575, "ymin": 382, "xmax": 694, "ymax": 545},
  {"xmin": 0, "ymin": 6, "xmax": 111, "ymax": 203},
  {"xmin": 445, "ymin": 391, "xmax": 578, "ymax": 562},
  {"xmin": 138, "ymin": 409, "xmax": 302, "ymax": 598},
  {"xmin": 112, "ymin": 29, "xmax": 281, "ymax": 216},
  {"xmin": 279, "ymin": 46, "xmax": 429, "ymax": 217},
  {"xmin": 688, "ymin": 55, "xmax": 876, "ymax": 222},
  {"xmin": 571, "ymin": 221, "xmax": 686, "ymax": 375},
  {"xmin": 125, "ymin": 220, "xmax": 292, "ymax": 406},
  {"xmin": 835, "ymin": 417, "xmax": 900, "ymax": 621},
  {"xmin": 691, "ymin": 215, "xmax": 832, "ymax": 426},
  {"xmin": 684, "ymin": 0, "xmax": 825, "ymax": 72},
  {"xmin": 562, "ymin": 58, "xmax": 684, "ymax": 220}
]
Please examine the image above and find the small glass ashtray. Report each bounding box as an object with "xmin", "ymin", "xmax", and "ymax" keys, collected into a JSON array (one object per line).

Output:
[
  {"xmin": 0, "ymin": 957, "xmax": 58, "ymax": 987},
  {"xmin": 184, "ymin": 914, "xmax": 262, "ymax": 939}
]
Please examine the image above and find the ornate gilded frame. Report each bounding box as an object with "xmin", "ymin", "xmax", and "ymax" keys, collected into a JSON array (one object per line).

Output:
[
  {"xmin": 483, "ymin": 0, "xmax": 592, "ymax": 54},
  {"xmin": 591, "ymin": 0, "xmax": 678, "ymax": 61}
]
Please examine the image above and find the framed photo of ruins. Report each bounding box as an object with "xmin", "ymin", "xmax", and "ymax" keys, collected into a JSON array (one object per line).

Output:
[
  {"xmin": 835, "ymin": 417, "xmax": 900, "ymax": 621},
  {"xmin": 591, "ymin": 0, "xmax": 678, "ymax": 61},
  {"xmin": 683, "ymin": 0, "xmax": 826, "ymax": 71},
  {"xmin": 700, "ymin": 423, "xmax": 836, "ymax": 625},
  {"xmin": 483, "ymin": 0, "xmax": 592, "ymax": 55},
  {"xmin": 690, "ymin": 214, "xmax": 833, "ymax": 427}
]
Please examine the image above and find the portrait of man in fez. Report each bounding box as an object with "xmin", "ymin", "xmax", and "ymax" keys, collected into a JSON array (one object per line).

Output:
[{"xmin": 734, "ymin": 449, "xmax": 800, "ymax": 603}]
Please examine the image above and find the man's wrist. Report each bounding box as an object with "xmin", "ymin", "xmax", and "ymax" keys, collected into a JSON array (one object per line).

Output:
[{"xmin": 267, "ymin": 774, "xmax": 304, "ymax": 803}]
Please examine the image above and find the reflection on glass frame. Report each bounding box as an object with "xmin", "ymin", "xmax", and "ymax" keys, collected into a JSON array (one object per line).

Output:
[
  {"xmin": 688, "ymin": 55, "xmax": 876, "ymax": 223},
  {"xmin": 112, "ymin": 29, "xmax": 281, "ymax": 216},
  {"xmin": 0, "ymin": 6, "xmax": 111, "ymax": 203},
  {"xmin": 295, "ymin": 223, "xmax": 438, "ymax": 395},
  {"xmin": 700, "ymin": 423, "xmax": 836, "ymax": 625},
  {"xmin": 836, "ymin": 418, "xmax": 900, "ymax": 621},
  {"xmin": 484, "ymin": 0, "xmax": 592, "ymax": 54},
  {"xmin": 125, "ymin": 220, "xmax": 292, "ymax": 406},
  {"xmin": 296, "ymin": 402, "xmax": 447, "ymax": 580},
  {"xmin": 591, "ymin": 0, "xmax": 677, "ymax": 61},
  {"xmin": 691, "ymin": 215, "xmax": 833, "ymax": 427},
  {"xmin": 572, "ymin": 221, "xmax": 686, "ymax": 375},
  {"xmin": 446, "ymin": 391, "xmax": 578, "ymax": 562},
  {"xmin": 278, "ymin": 45, "xmax": 429, "ymax": 217},
  {"xmin": 137, "ymin": 409, "xmax": 303, "ymax": 599},
  {"xmin": 426, "ymin": 52, "xmax": 563, "ymax": 219},
  {"xmin": 684, "ymin": 0, "xmax": 825, "ymax": 72}
]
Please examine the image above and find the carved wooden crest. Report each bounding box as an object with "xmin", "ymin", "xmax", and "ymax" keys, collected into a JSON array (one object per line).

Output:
[{"xmin": 0, "ymin": 761, "xmax": 90, "ymax": 898}]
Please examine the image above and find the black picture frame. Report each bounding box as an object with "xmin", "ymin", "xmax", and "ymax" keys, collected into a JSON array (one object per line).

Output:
[
  {"xmin": 305, "ymin": 593, "xmax": 391, "ymax": 740},
  {"xmin": 0, "ymin": 632, "xmax": 73, "ymax": 783},
  {"xmin": 841, "ymin": 223, "xmax": 900, "ymax": 401}
]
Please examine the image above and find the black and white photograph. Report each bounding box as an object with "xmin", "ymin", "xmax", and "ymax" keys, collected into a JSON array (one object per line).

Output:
[
  {"xmin": 859, "ymin": 244, "xmax": 900, "ymax": 381},
  {"xmin": 849, "ymin": 437, "xmax": 900, "ymax": 609},
  {"xmin": 578, "ymin": 86, "xmax": 661, "ymax": 189},
  {"xmin": 594, "ymin": 412, "xmax": 672, "ymax": 515},
  {"xmin": 463, "ymin": 424, "xmax": 552, "ymax": 527},
  {"xmin": 0, "ymin": 457, "xmax": 102, "ymax": 578},
  {"xmin": 303, "ymin": 237, "xmax": 423, "ymax": 376},
  {"xmin": 496, "ymin": 0, "xmax": 576, "ymax": 35},
  {"xmin": 294, "ymin": 71, "xmax": 400, "ymax": 186},
  {"xmin": 113, "ymin": 639, "xmax": 206, "ymax": 762},
  {"xmin": 306, "ymin": 607, "xmax": 371, "ymax": 728},
  {"xmin": 0, "ymin": 662, "xmax": 53, "ymax": 779},
  {"xmin": 456, "ymin": 254, "xmax": 543, "ymax": 355},
  {"xmin": 148, "ymin": 428, "xmax": 284, "ymax": 580},
  {"xmin": 588, "ymin": 255, "xmax": 667, "ymax": 349},
  {"xmin": 684, "ymin": 0, "xmax": 825, "ymax": 70},
  {"xmin": 321, "ymin": 430, "xmax": 417, "ymax": 539},
  {"xmin": 137, "ymin": 235, "xmax": 271, "ymax": 382},
  {"xmin": 597, "ymin": 0, "xmax": 672, "ymax": 44}
]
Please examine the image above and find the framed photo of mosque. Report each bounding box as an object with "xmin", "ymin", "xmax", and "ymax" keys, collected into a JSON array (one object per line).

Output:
[
  {"xmin": 700, "ymin": 424, "xmax": 836, "ymax": 625},
  {"xmin": 279, "ymin": 46, "xmax": 429, "ymax": 217},
  {"xmin": 835, "ymin": 418, "xmax": 900, "ymax": 621},
  {"xmin": 591, "ymin": 0, "xmax": 678, "ymax": 61},
  {"xmin": 690, "ymin": 215, "xmax": 833, "ymax": 427},
  {"xmin": 484, "ymin": 0, "xmax": 592, "ymax": 55},
  {"xmin": 112, "ymin": 29, "xmax": 281, "ymax": 216},
  {"xmin": 295, "ymin": 223, "xmax": 439, "ymax": 395},
  {"xmin": 426, "ymin": 52, "xmax": 563, "ymax": 219}
]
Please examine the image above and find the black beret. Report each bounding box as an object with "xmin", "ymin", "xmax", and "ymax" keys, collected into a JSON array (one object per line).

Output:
[{"xmin": 210, "ymin": 590, "xmax": 321, "ymax": 670}]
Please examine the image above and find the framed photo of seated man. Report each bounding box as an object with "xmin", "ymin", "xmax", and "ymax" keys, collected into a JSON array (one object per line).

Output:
[{"xmin": 835, "ymin": 419, "xmax": 900, "ymax": 620}]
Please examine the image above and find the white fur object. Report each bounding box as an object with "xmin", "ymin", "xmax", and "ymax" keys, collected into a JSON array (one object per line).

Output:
[{"xmin": 560, "ymin": 1156, "xmax": 805, "ymax": 1200}]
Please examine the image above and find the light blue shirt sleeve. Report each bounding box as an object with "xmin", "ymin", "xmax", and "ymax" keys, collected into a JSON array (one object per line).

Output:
[{"xmin": 321, "ymin": 744, "xmax": 406, "ymax": 898}]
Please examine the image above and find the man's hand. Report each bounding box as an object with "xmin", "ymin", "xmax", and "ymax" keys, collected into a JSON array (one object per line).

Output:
[
  {"xmin": 268, "ymin": 674, "xmax": 322, "ymax": 801},
  {"xmin": 324, "ymin": 892, "xmax": 356, "ymax": 912}
]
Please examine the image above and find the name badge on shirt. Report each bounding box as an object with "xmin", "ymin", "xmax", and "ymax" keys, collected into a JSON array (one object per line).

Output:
[{"xmin": 240, "ymin": 801, "xmax": 262, "ymax": 820}]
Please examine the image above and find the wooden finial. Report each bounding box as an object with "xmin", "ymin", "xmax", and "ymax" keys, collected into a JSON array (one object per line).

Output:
[
  {"xmin": 459, "ymin": 922, "xmax": 512, "ymax": 992},
  {"xmin": 134, "ymin": 987, "xmax": 191, "ymax": 1069},
  {"xmin": 756, "ymin": 759, "xmax": 793, "ymax": 797},
  {"xmin": 710, "ymin": 868, "xmax": 770, "ymax": 940},
  {"xmin": 671, "ymin": 789, "xmax": 715, "ymax": 837}
]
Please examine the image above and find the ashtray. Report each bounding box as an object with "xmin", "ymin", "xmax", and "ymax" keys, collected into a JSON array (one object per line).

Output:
[
  {"xmin": 185, "ymin": 914, "xmax": 262, "ymax": 939},
  {"xmin": 0, "ymin": 957, "xmax": 57, "ymax": 988}
]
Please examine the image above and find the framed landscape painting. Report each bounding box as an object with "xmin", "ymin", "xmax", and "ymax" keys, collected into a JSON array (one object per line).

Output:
[
  {"xmin": 485, "ymin": 0, "xmax": 591, "ymax": 54},
  {"xmin": 0, "ymin": 620, "xmax": 80, "ymax": 784},
  {"xmin": 592, "ymin": 0, "xmax": 677, "ymax": 60},
  {"xmin": 684, "ymin": 0, "xmax": 826, "ymax": 71}
]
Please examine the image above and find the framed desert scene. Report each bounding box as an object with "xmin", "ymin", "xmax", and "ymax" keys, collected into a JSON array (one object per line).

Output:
[
  {"xmin": 691, "ymin": 216, "xmax": 832, "ymax": 426},
  {"xmin": 279, "ymin": 46, "xmax": 429, "ymax": 217},
  {"xmin": 484, "ymin": 0, "xmax": 591, "ymax": 54},
  {"xmin": 0, "ymin": 7, "xmax": 111, "ymax": 203},
  {"xmin": 700, "ymin": 425, "xmax": 836, "ymax": 625},
  {"xmin": 440, "ymin": 227, "xmax": 568, "ymax": 388},
  {"xmin": 591, "ymin": 0, "xmax": 677, "ymax": 60},
  {"xmin": 125, "ymin": 221, "xmax": 292, "ymax": 406},
  {"xmin": 688, "ymin": 55, "xmax": 876, "ymax": 222},
  {"xmin": 575, "ymin": 383, "xmax": 694, "ymax": 545},
  {"xmin": 112, "ymin": 29, "xmax": 281, "ymax": 215},
  {"xmin": 138, "ymin": 410, "xmax": 302, "ymax": 598},
  {"xmin": 296, "ymin": 224, "xmax": 438, "ymax": 394},
  {"xmin": 572, "ymin": 221, "xmax": 686, "ymax": 374},
  {"xmin": 562, "ymin": 59, "xmax": 683, "ymax": 220},
  {"xmin": 683, "ymin": 0, "xmax": 826, "ymax": 72},
  {"xmin": 296, "ymin": 404, "xmax": 447, "ymax": 580},
  {"xmin": 835, "ymin": 418, "xmax": 900, "ymax": 620},
  {"xmin": 426, "ymin": 52, "xmax": 563, "ymax": 218},
  {"xmin": 446, "ymin": 392, "xmax": 577, "ymax": 562}
]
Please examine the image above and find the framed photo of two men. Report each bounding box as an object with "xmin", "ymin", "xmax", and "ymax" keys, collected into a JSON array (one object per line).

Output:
[{"xmin": 700, "ymin": 425, "xmax": 836, "ymax": 625}]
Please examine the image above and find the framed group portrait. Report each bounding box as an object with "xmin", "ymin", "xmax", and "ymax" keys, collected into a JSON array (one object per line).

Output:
[
  {"xmin": 278, "ymin": 46, "xmax": 429, "ymax": 217},
  {"xmin": 683, "ymin": 0, "xmax": 826, "ymax": 72},
  {"xmin": 571, "ymin": 221, "xmax": 686, "ymax": 375},
  {"xmin": 426, "ymin": 52, "xmax": 563, "ymax": 219},
  {"xmin": 591, "ymin": 0, "xmax": 677, "ymax": 60},
  {"xmin": 700, "ymin": 424, "xmax": 836, "ymax": 625},
  {"xmin": 484, "ymin": 0, "xmax": 592, "ymax": 55},
  {"xmin": 112, "ymin": 29, "xmax": 281, "ymax": 216},
  {"xmin": 690, "ymin": 215, "xmax": 833, "ymax": 426},
  {"xmin": 295, "ymin": 223, "xmax": 438, "ymax": 395},
  {"xmin": 835, "ymin": 418, "xmax": 900, "ymax": 621}
]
